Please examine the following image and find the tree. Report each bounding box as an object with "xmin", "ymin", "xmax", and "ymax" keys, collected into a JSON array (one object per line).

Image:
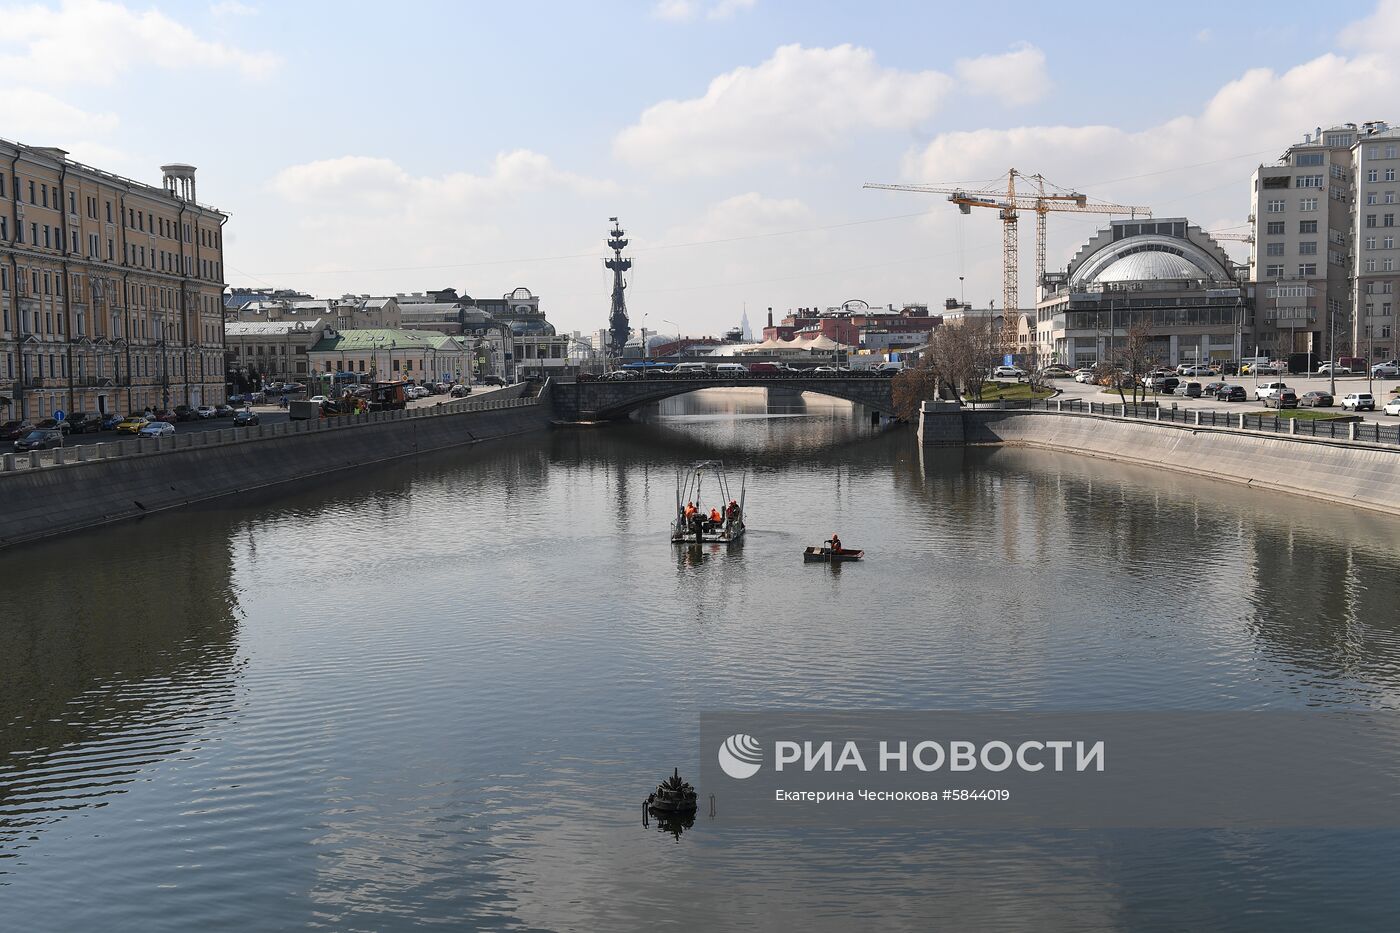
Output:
[
  {"xmin": 1112, "ymin": 321, "xmax": 1157, "ymax": 405},
  {"xmin": 891, "ymin": 359, "xmax": 941, "ymax": 421}
]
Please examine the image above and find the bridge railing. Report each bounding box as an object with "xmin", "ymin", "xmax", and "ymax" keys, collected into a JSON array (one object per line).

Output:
[{"xmin": 987, "ymin": 397, "xmax": 1400, "ymax": 447}]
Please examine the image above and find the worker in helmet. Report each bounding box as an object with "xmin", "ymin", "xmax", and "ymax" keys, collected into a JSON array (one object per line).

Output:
[{"xmin": 709, "ymin": 506, "xmax": 723, "ymax": 525}]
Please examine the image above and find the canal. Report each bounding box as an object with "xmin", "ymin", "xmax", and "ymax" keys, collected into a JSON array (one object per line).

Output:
[{"xmin": 2, "ymin": 388, "xmax": 1399, "ymax": 931}]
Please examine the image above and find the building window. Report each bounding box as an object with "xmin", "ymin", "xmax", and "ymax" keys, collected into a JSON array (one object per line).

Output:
[
  {"xmin": 1266, "ymin": 199, "xmax": 1286, "ymax": 213},
  {"xmin": 1298, "ymin": 263, "xmax": 1317, "ymax": 276},
  {"xmin": 1325, "ymin": 133, "xmax": 1352, "ymax": 147},
  {"xmin": 1369, "ymin": 192, "xmax": 1379, "ymax": 204},
  {"xmin": 1266, "ymin": 222, "xmax": 1285, "ymax": 235},
  {"xmin": 1368, "ymin": 214, "xmax": 1378, "ymax": 227},
  {"xmin": 1387, "ymin": 146, "xmax": 1398, "ymax": 159},
  {"xmin": 1385, "ymin": 237, "xmax": 1395, "ymax": 249},
  {"xmin": 1388, "ymin": 214, "xmax": 1397, "ymax": 227},
  {"xmin": 1298, "ymin": 242, "xmax": 1317, "ymax": 255},
  {"xmin": 1387, "ymin": 259, "xmax": 1396, "ymax": 272},
  {"xmin": 1369, "ymin": 169, "xmax": 1380, "ymax": 182},
  {"xmin": 1296, "ymin": 174, "xmax": 1323, "ymax": 188},
  {"xmin": 1294, "ymin": 152, "xmax": 1324, "ymax": 166},
  {"xmin": 1300, "ymin": 197, "xmax": 1317, "ymax": 211},
  {"xmin": 1266, "ymin": 242, "xmax": 1284, "ymax": 256},
  {"xmin": 1389, "ymin": 169, "xmax": 1397, "ymax": 182},
  {"xmin": 1366, "ymin": 259, "xmax": 1378, "ymax": 272},
  {"xmin": 1298, "ymin": 220, "xmax": 1317, "ymax": 234},
  {"xmin": 1265, "ymin": 264, "xmax": 1285, "ymax": 277}
]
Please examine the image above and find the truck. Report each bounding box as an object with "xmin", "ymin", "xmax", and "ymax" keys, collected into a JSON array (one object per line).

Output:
[
  {"xmin": 368, "ymin": 381, "xmax": 408, "ymax": 411},
  {"xmin": 288, "ymin": 400, "xmax": 323, "ymax": 421}
]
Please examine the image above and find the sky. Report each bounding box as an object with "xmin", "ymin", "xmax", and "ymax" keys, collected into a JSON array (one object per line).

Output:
[{"xmin": 4, "ymin": 0, "xmax": 1400, "ymax": 337}]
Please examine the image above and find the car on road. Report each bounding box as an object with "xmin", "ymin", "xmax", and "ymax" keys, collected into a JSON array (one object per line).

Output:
[
  {"xmin": 991, "ymin": 365, "xmax": 1025, "ymax": 379},
  {"xmin": 478, "ymin": 375, "xmax": 506, "ymax": 386},
  {"xmin": 100, "ymin": 414, "xmax": 124, "ymax": 430},
  {"xmin": 1341, "ymin": 392, "xmax": 1376, "ymax": 411},
  {"xmin": 152, "ymin": 409, "xmax": 179, "ymax": 424},
  {"xmin": 116, "ymin": 413, "xmax": 152, "ymax": 434},
  {"xmin": 1316, "ymin": 362, "xmax": 1344, "ymax": 375},
  {"xmin": 1216, "ymin": 385, "xmax": 1248, "ymax": 402},
  {"xmin": 1384, "ymin": 396, "xmax": 1400, "ymax": 416},
  {"xmin": 308, "ymin": 395, "xmax": 330, "ymax": 403},
  {"xmin": 1298, "ymin": 391, "xmax": 1333, "ymax": 408},
  {"xmin": 0, "ymin": 420, "xmax": 35, "ymax": 441},
  {"xmin": 138, "ymin": 421, "xmax": 176, "ymax": 438},
  {"xmin": 233, "ymin": 410, "xmax": 260, "ymax": 426},
  {"xmin": 1372, "ymin": 362, "xmax": 1400, "ymax": 377},
  {"xmin": 1073, "ymin": 368, "xmax": 1097, "ymax": 383},
  {"xmin": 1177, "ymin": 364, "xmax": 1218, "ymax": 377},
  {"xmin": 63, "ymin": 412, "xmax": 103, "ymax": 434},
  {"xmin": 214, "ymin": 404, "xmax": 236, "ymax": 418},
  {"xmin": 173, "ymin": 405, "xmax": 199, "ymax": 422},
  {"xmin": 450, "ymin": 385, "xmax": 471, "ymax": 397},
  {"xmin": 196, "ymin": 406, "xmax": 217, "ymax": 419},
  {"xmin": 714, "ymin": 363, "xmax": 748, "ymax": 375},
  {"xmin": 1041, "ymin": 365, "xmax": 1073, "ymax": 378},
  {"xmin": 1337, "ymin": 357, "xmax": 1369, "ymax": 375},
  {"xmin": 1263, "ymin": 390, "xmax": 1299, "ymax": 409},
  {"xmin": 14, "ymin": 428, "xmax": 63, "ymax": 451},
  {"xmin": 36, "ymin": 418, "xmax": 73, "ymax": 435},
  {"xmin": 1255, "ymin": 381, "xmax": 1289, "ymax": 401}
]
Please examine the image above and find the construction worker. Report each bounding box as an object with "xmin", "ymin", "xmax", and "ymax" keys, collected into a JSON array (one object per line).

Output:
[
  {"xmin": 684, "ymin": 501, "xmax": 697, "ymax": 520},
  {"xmin": 709, "ymin": 507, "xmax": 723, "ymax": 525}
]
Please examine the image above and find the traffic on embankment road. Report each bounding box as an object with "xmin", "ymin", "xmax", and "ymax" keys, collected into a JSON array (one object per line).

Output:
[
  {"xmin": 1, "ymin": 384, "xmax": 518, "ymax": 458},
  {"xmin": 1049, "ymin": 373, "xmax": 1400, "ymax": 426}
]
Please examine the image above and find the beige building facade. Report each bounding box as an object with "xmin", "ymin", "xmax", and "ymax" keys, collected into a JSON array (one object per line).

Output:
[{"xmin": 1, "ymin": 141, "xmax": 227, "ymax": 420}]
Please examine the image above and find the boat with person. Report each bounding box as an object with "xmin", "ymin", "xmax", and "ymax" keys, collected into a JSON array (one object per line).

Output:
[
  {"xmin": 804, "ymin": 535, "xmax": 864, "ymax": 562},
  {"xmin": 670, "ymin": 460, "xmax": 746, "ymax": 544}
]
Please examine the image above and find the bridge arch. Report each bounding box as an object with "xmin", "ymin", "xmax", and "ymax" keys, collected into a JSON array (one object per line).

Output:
[{"xmin": 551, "ymin": 376, "xmax": 897, "ymax": 422}]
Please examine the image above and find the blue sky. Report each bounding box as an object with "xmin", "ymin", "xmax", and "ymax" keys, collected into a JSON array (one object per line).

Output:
[{"xmin": 3, "ymin": 0, "xmax": 1395, "ymax": 335}]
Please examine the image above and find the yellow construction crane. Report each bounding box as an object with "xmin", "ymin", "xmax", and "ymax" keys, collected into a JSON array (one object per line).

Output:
[{"xmin": 865, "ymin": 169, "xmax": 1151, "ymax": 343}]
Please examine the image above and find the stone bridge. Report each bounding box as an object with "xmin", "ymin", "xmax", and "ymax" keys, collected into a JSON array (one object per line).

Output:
[{"xmin": 550, "ymin": 373, "xmax": 897, "ymax": 421}]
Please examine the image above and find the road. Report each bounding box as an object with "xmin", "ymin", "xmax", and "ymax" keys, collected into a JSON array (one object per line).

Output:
[
  {"xmin": 11, "ymin": 384, "xmax": 518, "ymax": 456},
  {"xmin": 1051, "ymin": 373, "xmax": 1400, "ymax": 424}
]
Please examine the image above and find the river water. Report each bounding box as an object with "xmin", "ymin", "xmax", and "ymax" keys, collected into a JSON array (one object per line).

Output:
[{"xmin": 2, "ymin": 388, "xmax": 1399, "ymax": 931}]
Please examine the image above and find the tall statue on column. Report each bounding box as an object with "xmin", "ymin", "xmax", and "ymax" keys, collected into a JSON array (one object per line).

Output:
[{"xmin": 605, "ymin": 218, "xmax": 632, "ymax": 358}]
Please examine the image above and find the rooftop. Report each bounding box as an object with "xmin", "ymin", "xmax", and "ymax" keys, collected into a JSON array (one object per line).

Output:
[{"xmin": 308, "ymin": 328, "xmax": 462, "ymax": 353}]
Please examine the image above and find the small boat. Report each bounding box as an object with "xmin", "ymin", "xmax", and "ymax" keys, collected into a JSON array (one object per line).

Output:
[
  {"xmin": 804, "ymin": 546, "xmax": 864, "ymax": 563},
  {"xmin": 646, "ymin": 768, "xmax": 698, "ymax": 814},
  {"xmin": 670, "ymin": 460, "xmax": 746, "ymax": 545}
]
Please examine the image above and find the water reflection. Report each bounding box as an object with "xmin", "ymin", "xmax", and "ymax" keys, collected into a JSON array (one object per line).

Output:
[{"xmin": 1, "ymin": 388, "xmax": 1399, "ymax": 930}]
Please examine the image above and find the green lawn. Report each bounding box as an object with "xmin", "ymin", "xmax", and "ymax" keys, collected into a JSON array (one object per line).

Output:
[
  {"xmin": 971, "ymin": 381, "xmax": 1055, "ymax": 402},
  {"xmin": 1265, "ymin": 408, "xmax": 1353, "ymax": 420}
]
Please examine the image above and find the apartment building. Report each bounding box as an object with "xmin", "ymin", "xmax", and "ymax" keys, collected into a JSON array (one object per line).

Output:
[
  {"xmin": 1250, "ymin": 121, "xmax": 1399, "ymax": 364},
  {"xmin": 1, "ymin": 141, "xmax": 227, "ymax": 420},
  {"xmin": 1354, "ymin": 123, "xmax": 1400, "ymax": 362}
]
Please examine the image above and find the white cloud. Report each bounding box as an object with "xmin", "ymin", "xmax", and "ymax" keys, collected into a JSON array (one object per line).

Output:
[
  {"xmin": 652, "ymin": 0, "xmax": 755, "ymax": 21},
  {"xmin": 0, "ymin": 87, "xmax": 118, "ymax": 139},
  {"xmin": 0, "ymin": 0, "xmax": 278, "ymax": 83},
  {"xmin": 669, "ymin": 192, "xmax": 812, "ymax": 243},
  {"xmin": 210, "ymin": 0, "xmax": 257, "ymax": 15},
  {"xmin": 615, "ymin": 44, "xmax": 953, "ymax": 175},
  {"xmin": 1338, "ymin": 0, "xmax": 1400, "ymax": 49},
  {"xmin": 271, "ymin": 150, "xmax": 616, "ymax": 209},
  {"xmin": 1195, "ymin": 28, "xmax": 1212, "ymax": 42},
  {"xmin": 955, "ymin": 42, "xmax": 1050, "ymax": 106}
]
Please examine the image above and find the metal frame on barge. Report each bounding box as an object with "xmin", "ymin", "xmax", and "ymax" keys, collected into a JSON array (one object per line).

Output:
[{"xmin": 670, "ymin": 460, "xmax": 746, "ymax": 544}]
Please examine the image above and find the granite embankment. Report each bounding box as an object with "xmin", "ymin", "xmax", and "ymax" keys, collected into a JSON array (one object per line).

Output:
[
  {"xmin": 921, "ymin": 404, "xmax": 1400, "ymax": 517},
  {"xmin": 0, "ymin": 389, "xmax": 550, "ymax": 548}
]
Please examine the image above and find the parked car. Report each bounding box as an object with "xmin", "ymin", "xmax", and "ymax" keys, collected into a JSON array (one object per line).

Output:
[
  {"xmin": 233, "ymin": 410, "xmax": 260, "ymax": 426},
  {"xmin": 1176, "ymin": 381, "xmax": 1203, "ymax": 398},
  {"xmin": 14, "ymin": 428, "xmax": 63, "ymax": 451},
  {"xmin": 1316, "ymin": 362, "xmax": 1343, "ymax": 375},
  {"xmin": 173, "ymin": 405, "xmax": 199, "ymax": 422},
  {"xmin": 1263, "ymin": 391, "xmax": 1299, "ymax": 409},
  {"xmin": 1144, "ymin": 374, "xmax": 1180, "ymax": 393},
  {"xmin": 196, "ymin": 406, "xmax": 217, "ymax": 419},
  {"xmin": 138, "ymin": 421, "xmax": 176, "ymax": 438},
  {"xmin": 36, "ymin": 418, "xmax": 73, "ymax": 435},
  {"xmin": 1298, "ymin": 391, "xmax": 1333, "ymax": 408},
  {"xmin": 1255, "ymin": 381, "xmax": 1289, "ymax": 401},
  {"xmin": 1385, "ymin": 396, "xmax": 1400, "ymax": 416},
  {"xmin": 1202, "ymin": 381, "xmax": 1227, "ymax": 397},
  {"xmin": 1216, "ymin": 385, "xmax": 1248, "ymax": 402},
  {"xmin": 61, "ymin": 412, "xmax": 102, "ymax": 434},
  {"xmin": 478, "ymin": 375, "xmax": 506, "ymax": 386},
  {"xmin": 1041, "ymin": 365, "xmax": 1073, "ymax": 378},
  {"xmin": 116, "ymin": 413, "xmax": 152, "ymax": 434},
  {"xmin": 1341, "ymin": 392, "xmax": 1376, "ymax": 411},
  {"xmin": 1372, "ymin": 362, "xmax": 1400, "ymax": 377},
  {"xmin": 450, "ymin": 385, "xmax": 471, "ymax": 397},
  {"xmin": 0, "ymin": 420, "xmax": 35, "ymax": 441},
  {"xmin": 1073, "ymin": 368, "xmax": 1097, "ymax": 383},
  {"xmin": 100, "ymin": 414, "xmax": 124, "ymax": 430},
  {"xmin": 1183, "ymin": 365, "xmax": 1219, "ymax": 377},
  {"xmin": 152, "ymin": 409, "xmax": 179, "ymax": 424},
  {"xmin": 991, "ymin": 365, "xmax": 1025, "ymax": 379},
  {"xmin": 214, "ymin": 404, "xmax": 236, "ymax": 418}
]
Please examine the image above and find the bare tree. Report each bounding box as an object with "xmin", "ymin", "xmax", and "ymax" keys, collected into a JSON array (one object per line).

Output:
[
  {"xmin": 1114, "ymin": 321, "xmax": 1157, "ymax": 405},
  {"xmin": 891, "ymin": 359, "xmax": 941, "ymax": 421},
  {"xmin": 919, "ymin": 317, "xmax": 1001, "ymax": 405}
]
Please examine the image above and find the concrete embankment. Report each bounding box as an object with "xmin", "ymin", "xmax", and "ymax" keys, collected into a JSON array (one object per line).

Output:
[
  {"xmin": 0, "ymin": 391, "xmax": 551, "ymax": 548},
  {"xmin": 922, "ymin": 406, "xmax": 1400, "ymax": 518}
]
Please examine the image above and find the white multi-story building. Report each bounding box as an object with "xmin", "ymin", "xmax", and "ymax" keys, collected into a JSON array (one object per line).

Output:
[{"xmin": 1250, "ymin": 120, "xmax": 1398, "ymax": 364}]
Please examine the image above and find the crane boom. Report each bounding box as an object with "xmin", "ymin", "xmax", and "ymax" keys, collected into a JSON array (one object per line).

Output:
[{"xmin": 865, "ymin": 171, "xmax": 1151, "ymax": 347}]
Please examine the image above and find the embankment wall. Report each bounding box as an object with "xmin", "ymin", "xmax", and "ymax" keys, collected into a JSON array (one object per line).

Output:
[{"xmin": 956, "ymin": 409, "xmax": 1400, "ymax": 517}]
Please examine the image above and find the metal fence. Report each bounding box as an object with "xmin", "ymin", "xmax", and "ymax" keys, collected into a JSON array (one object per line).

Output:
[
  {"xmin": 987, "ymin": 397, "xmax": 1400, "ymax": 447},
  {"xmin": 1, "ymin": 386, "xmax": 545, "ymax": 475}
]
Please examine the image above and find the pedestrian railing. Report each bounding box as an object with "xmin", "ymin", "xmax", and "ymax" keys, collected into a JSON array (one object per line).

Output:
[
  {"xmin": 0, "ymin": 384, "xmax": 547, "ymax": 475},
  {"xmin": 976, "ymin": 397, "xmax": 1400, "ymax": 447}
]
